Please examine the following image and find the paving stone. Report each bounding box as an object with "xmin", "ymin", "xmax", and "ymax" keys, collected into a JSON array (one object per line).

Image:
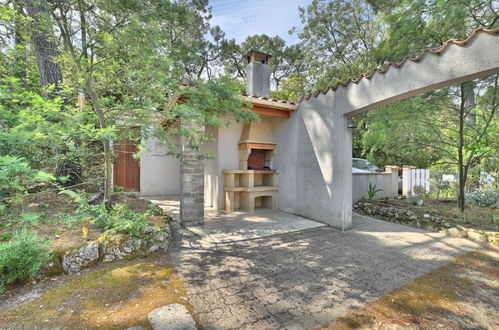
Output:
[
  {"xmin": 148, "ymin": 304, "xmax": 196, "ymax": 330},
  {"xmin": 170, "ymin": 213, "xmax": 480, "ymax": 329}
]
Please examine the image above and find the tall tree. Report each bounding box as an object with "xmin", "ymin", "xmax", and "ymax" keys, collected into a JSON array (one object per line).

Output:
[
  {"xmin": 24, "ymin": 0, "xmax": 63, "ymax": 91},
  {"xmin": 297, "ymin": 0, "xmax": 382, "ymax": 90},
  {"xmin": 221, "ymin": 34, "xmax": 308, "ymax": 95},
  {"xmin": 43, "ymin": 0, "xmax": 254, "ymax": 206}
]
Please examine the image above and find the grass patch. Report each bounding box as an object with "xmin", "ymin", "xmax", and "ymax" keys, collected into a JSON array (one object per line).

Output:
[
  {"xmin": 322, "ymin": 250, "xmax": 499, "ymax": 329},
  {"xmin": 381, "ymin": 198, "xmax": 498, "ymax": 231},
  {"xmin": 0, "ymin": 257, "xmax": 197, "ymax": 329}
]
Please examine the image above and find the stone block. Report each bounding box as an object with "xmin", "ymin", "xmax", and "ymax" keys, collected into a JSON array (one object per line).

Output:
[{"xmin": 148, "ymin": 304, "xmax": 196, "ymax": 330}]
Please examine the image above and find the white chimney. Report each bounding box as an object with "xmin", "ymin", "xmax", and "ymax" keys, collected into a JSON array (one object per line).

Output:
[{"xmin": 245, "ymin": 50, "xmax": 271, "ymax": 97}]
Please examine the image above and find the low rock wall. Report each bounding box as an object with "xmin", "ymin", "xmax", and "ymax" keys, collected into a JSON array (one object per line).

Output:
[
  {"xmin": 42, "ymin": 225, "xmax": 172, "ymax": 277},
  {"xmin": 353, "ymin": 201, "xmax": 498, "ymax": 246}
]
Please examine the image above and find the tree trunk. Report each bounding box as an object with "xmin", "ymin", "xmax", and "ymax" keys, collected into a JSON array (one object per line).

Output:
[
  {"xmin": 103, "ymin": 140, "xmax": 114, "ymax": 208},
  {"xmin": 457, "ymin": 81, "xmax": 475, "ymax": 212},
  {"xmin": 87, "ymin": 80, "xmax": 113, "ymax": 208},
  {"xmin": 25, "ymin": 0, "xmax": 63, "ymax": 91}
]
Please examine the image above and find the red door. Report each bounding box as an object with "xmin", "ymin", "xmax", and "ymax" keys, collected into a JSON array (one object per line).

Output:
[{"xmin": 113, "ymin": 139, "xmax": 140, "ymax": 191}]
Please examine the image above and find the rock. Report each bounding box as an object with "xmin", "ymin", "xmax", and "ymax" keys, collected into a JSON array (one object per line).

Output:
[
  {"xmin": 155, "ymin": 232, "xmax": 170, "ymax": 250},
  {"xmin": 446, "ymin": 227, "xmax": 466, "ymax": 238},
  {"xmin": 102, "ymin": 237, "xmax": 142, "ymax": 262},
  {"xmin": 148, "ymin": 304, "xmax": 196, "ymax": 330},
  {"xmin": 148, "ymin": 245, "xmax": 159, "ymax": 252},
  {"xmin": 62, "ymin": 242, "xmax": 99, "ymax": 274},
  {"xmin": 125, "ymin": 327, "xmax": 146, "ymax": 330},
  {"xmin": 423, "ymin": 214, "xmax": 431, "ymax": 218},
  {"xmin": 467, "ymin": 230, "xmax": 487, "ymax": 243},
  {"xmin": 143, "ymin": 227, "xmax": 155, "ymax": 235}
]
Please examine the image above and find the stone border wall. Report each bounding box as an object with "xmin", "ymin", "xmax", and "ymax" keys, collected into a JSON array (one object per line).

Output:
[
  {"xmin": 41, "ymin": 225, "xmax": 172, "ymax": 277},
  {"xmin": 354, "ymin": 201, "xmax": 498, "ymax": 246}
]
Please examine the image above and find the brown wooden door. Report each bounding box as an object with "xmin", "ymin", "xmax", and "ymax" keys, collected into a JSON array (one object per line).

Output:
[{"xmin": 113, "ymin": 139, "xmax": 140, "ymax": 191}]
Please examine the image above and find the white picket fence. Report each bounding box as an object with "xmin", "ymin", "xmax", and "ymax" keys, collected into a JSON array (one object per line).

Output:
[{"xmin": 402, "ymin": 168, "xmax": 430, "ymax": 195}]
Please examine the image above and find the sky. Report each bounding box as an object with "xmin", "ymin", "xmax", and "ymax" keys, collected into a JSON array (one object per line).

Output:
[{"xmin": 209, "ymin": 0, "xmax": 313, "ymax": 45}]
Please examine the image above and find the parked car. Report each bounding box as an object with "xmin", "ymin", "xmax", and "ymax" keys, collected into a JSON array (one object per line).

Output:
[{"xmin": 352, "ymin": 158, "xmax": 383, "ymax": 173}]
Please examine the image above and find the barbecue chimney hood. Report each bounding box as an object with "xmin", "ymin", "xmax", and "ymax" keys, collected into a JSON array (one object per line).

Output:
[{"xmin": 245, "ymin": 50, "xmax": 272, "ymax": 98}]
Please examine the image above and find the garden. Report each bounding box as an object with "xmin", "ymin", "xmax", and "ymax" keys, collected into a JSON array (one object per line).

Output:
[
  {"xmin": 0, "ymin": 156, "xmax": 170, "ymax": 294},
  {"xmin": 355, "ymin": 180, "xmax": 498, "ymax": 245}
]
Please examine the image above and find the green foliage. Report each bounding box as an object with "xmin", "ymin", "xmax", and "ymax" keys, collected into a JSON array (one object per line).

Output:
[
  {"xmin": 152, "ymin": 76, "xmax": 258, "ymax": 156},
  {"xmin": 367, "ymin": 182, "xmax": 383, "ymax": 200},
  {"xmin": 60, "ymin": 190, "xmax": 152, "ymax": 237},
  {"xmin": 0, "ymin": 230, "xmax": 50, "ymax": 294},
  {"xmin": 466, "ymin": 189, "xmax": 499, "ymax": 208},
  {"xmin": 298, "ymin": 0, "xmax": 381, "ymax": 90},
  {"xmin": 409, "ymin": 185, "xmax": 430, "ymax": 206},
  {"xmin": 222, "ymin": 34, "xmax": 308, "ymax": 94},
  {"xmin": 146, "ymin": 204, "xmax": 163, "ymax": 216},
  {"xmin": 0, "ymin": 156, "xmax": 55, "ymax": 198},
  {"xmin": 370, "ymin": 0, "xmax": 498, "ymax": 64},
  {"xmin": 20, "ymin": 213, "xmax": 43, "ymax": 227},
  {"xmin": 430, "ymin": 172, "xmax": 455, "ymax": 200},
  {"xmin": 356, "ymin": 94, "xmax": 446, "ymax": 167},
  {"xmin": 98, "ymin": 204, "xmax": 150, "ymax": 238}
]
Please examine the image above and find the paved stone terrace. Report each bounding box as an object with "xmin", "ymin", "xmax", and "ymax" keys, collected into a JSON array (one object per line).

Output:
[{"xmin": 170, "ymin": 213, "xmax": 479, "ymax": 329}]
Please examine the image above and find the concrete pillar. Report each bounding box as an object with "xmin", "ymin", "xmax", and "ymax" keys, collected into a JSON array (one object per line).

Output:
[
  {"xmin": 385, "ymin": 165, "xmax": 400, "ymax": 197},
  {"xmin": 180, "ymin": 119, "xmax": 204, "ymax": 227}
]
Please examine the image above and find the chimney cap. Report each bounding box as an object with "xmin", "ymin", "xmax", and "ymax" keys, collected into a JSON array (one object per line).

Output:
[{"xmin": 244, "ymin": 50, "xmax": 272, "ymax": 64}]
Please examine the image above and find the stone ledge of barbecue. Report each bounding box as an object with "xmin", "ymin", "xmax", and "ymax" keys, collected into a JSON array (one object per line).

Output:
[
  {"xmin": 224, "ymin": 186, "xmax": 279, "ymax": 192},
  {"xmin": 223, "ymin": 169, "xmax": 279, "ymax": 174}
]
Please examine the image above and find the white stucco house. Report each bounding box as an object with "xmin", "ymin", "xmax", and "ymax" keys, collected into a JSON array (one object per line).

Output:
[{"xmin": 113, "ymin": 28, "xmax": 499, "ymax": 230}]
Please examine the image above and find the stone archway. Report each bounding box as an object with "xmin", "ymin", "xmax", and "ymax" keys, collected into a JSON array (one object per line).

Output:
[{"xmin": 277, "ymin": 28, "xmax": 499, "ymax": 230}]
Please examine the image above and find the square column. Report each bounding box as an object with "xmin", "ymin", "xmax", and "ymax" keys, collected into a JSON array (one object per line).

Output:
[{"xmin": 180, "ymin": 120, "xmax": 204, "ymax": 226}]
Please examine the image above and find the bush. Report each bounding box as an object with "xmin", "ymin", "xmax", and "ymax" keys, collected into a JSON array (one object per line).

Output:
[
  {"xmin": 466, "ymin": 189, "xmax": 499, "ymax": 208},
  {"xmin": 60, "ymin": 190, "xmax": 151, "ymax": 237},
  {"xmin": 0, "ymin": 156, "xmax": 55, "ymax": 198},
  {"xmin": 0, "ymin": 230, "xmax": 50, "ymax": 294},
  {"xmin": 97, "ymin": 204, "xmax": 150, "ymax": 237},
  {"xmin": 146, "ymin": 204, "xmax": 163, "ymax": 216},
  {"xmin": 408, "ymin": 185, "xmax": 430, "ymax": 206},
  {"xmin": 366, "ymin": 182, "xmax": 383, "ymax": 200}
]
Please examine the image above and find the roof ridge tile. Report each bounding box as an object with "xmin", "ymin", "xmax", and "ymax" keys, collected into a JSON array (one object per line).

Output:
[{"xmin": 301, "ymin": 27, "xmax": 499, "ymax": 101}]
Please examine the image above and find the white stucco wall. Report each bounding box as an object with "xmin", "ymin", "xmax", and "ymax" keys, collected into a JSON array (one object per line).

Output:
[
  {"xmin": 214, "ymin": 121, "xmax": 244, "ymax": 209},
  {"xmin": 204, "ymin": 127, "xmax": 219, "ymax": 208},
  {"xmin": 140, "ymin": 134, "xmax": 181, "ymax": 196},
  {"xmin": 292, "ymin": 29, "xmax": 499, "ymax": 230},
  {"xmin": 273, "ymin": 117, "xmax": 298, "ymax": 213},
  {"xmin": 282, "ymin": 97, "xmax": 353, "ymax": 230},
  {"xmin": 352, "ymin": 172, "xmax": 398, "ymax": 202}
]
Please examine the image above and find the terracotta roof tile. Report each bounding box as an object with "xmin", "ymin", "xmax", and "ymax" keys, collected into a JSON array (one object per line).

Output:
[
  {"xmin": 243, "ymin": 93, "xmax": 298, "ymax": 105},
  {"xmin": 301, "ymin": 27, "xmax": 499, "ymax": 101}
]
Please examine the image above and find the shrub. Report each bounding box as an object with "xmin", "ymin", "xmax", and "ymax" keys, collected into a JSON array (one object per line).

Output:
[
  {"xmin": 0, "ymin": 156, "xmax": 55, "ymax": 198},
  {"xmin": 146, "ymin": 204, "xmax": 163, "ymax": 216},
  {"xmin": 60, "ymin": 190, "xmax": 151, "ymax": 237},
  {"xmin": 0, "ymin": 230, "xmax": 50, "ymax": 294},
  {"xmin": 408, "ymin": 194, "xmax": 420, "ymax": 206},
  {"xmin": 408, "ymin": 185, "xmax": 430, "ymax": 206},
  {"xmin": 98, "ymin": 204, "xmax": 149, "ymax": 237},
  {"xmin": 366, "ymin": 183, "xmax": 383, "ymax": 200},
  {"xmin": 466, "ymin": 189, "xmax": 499, "ymax": 208}
]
